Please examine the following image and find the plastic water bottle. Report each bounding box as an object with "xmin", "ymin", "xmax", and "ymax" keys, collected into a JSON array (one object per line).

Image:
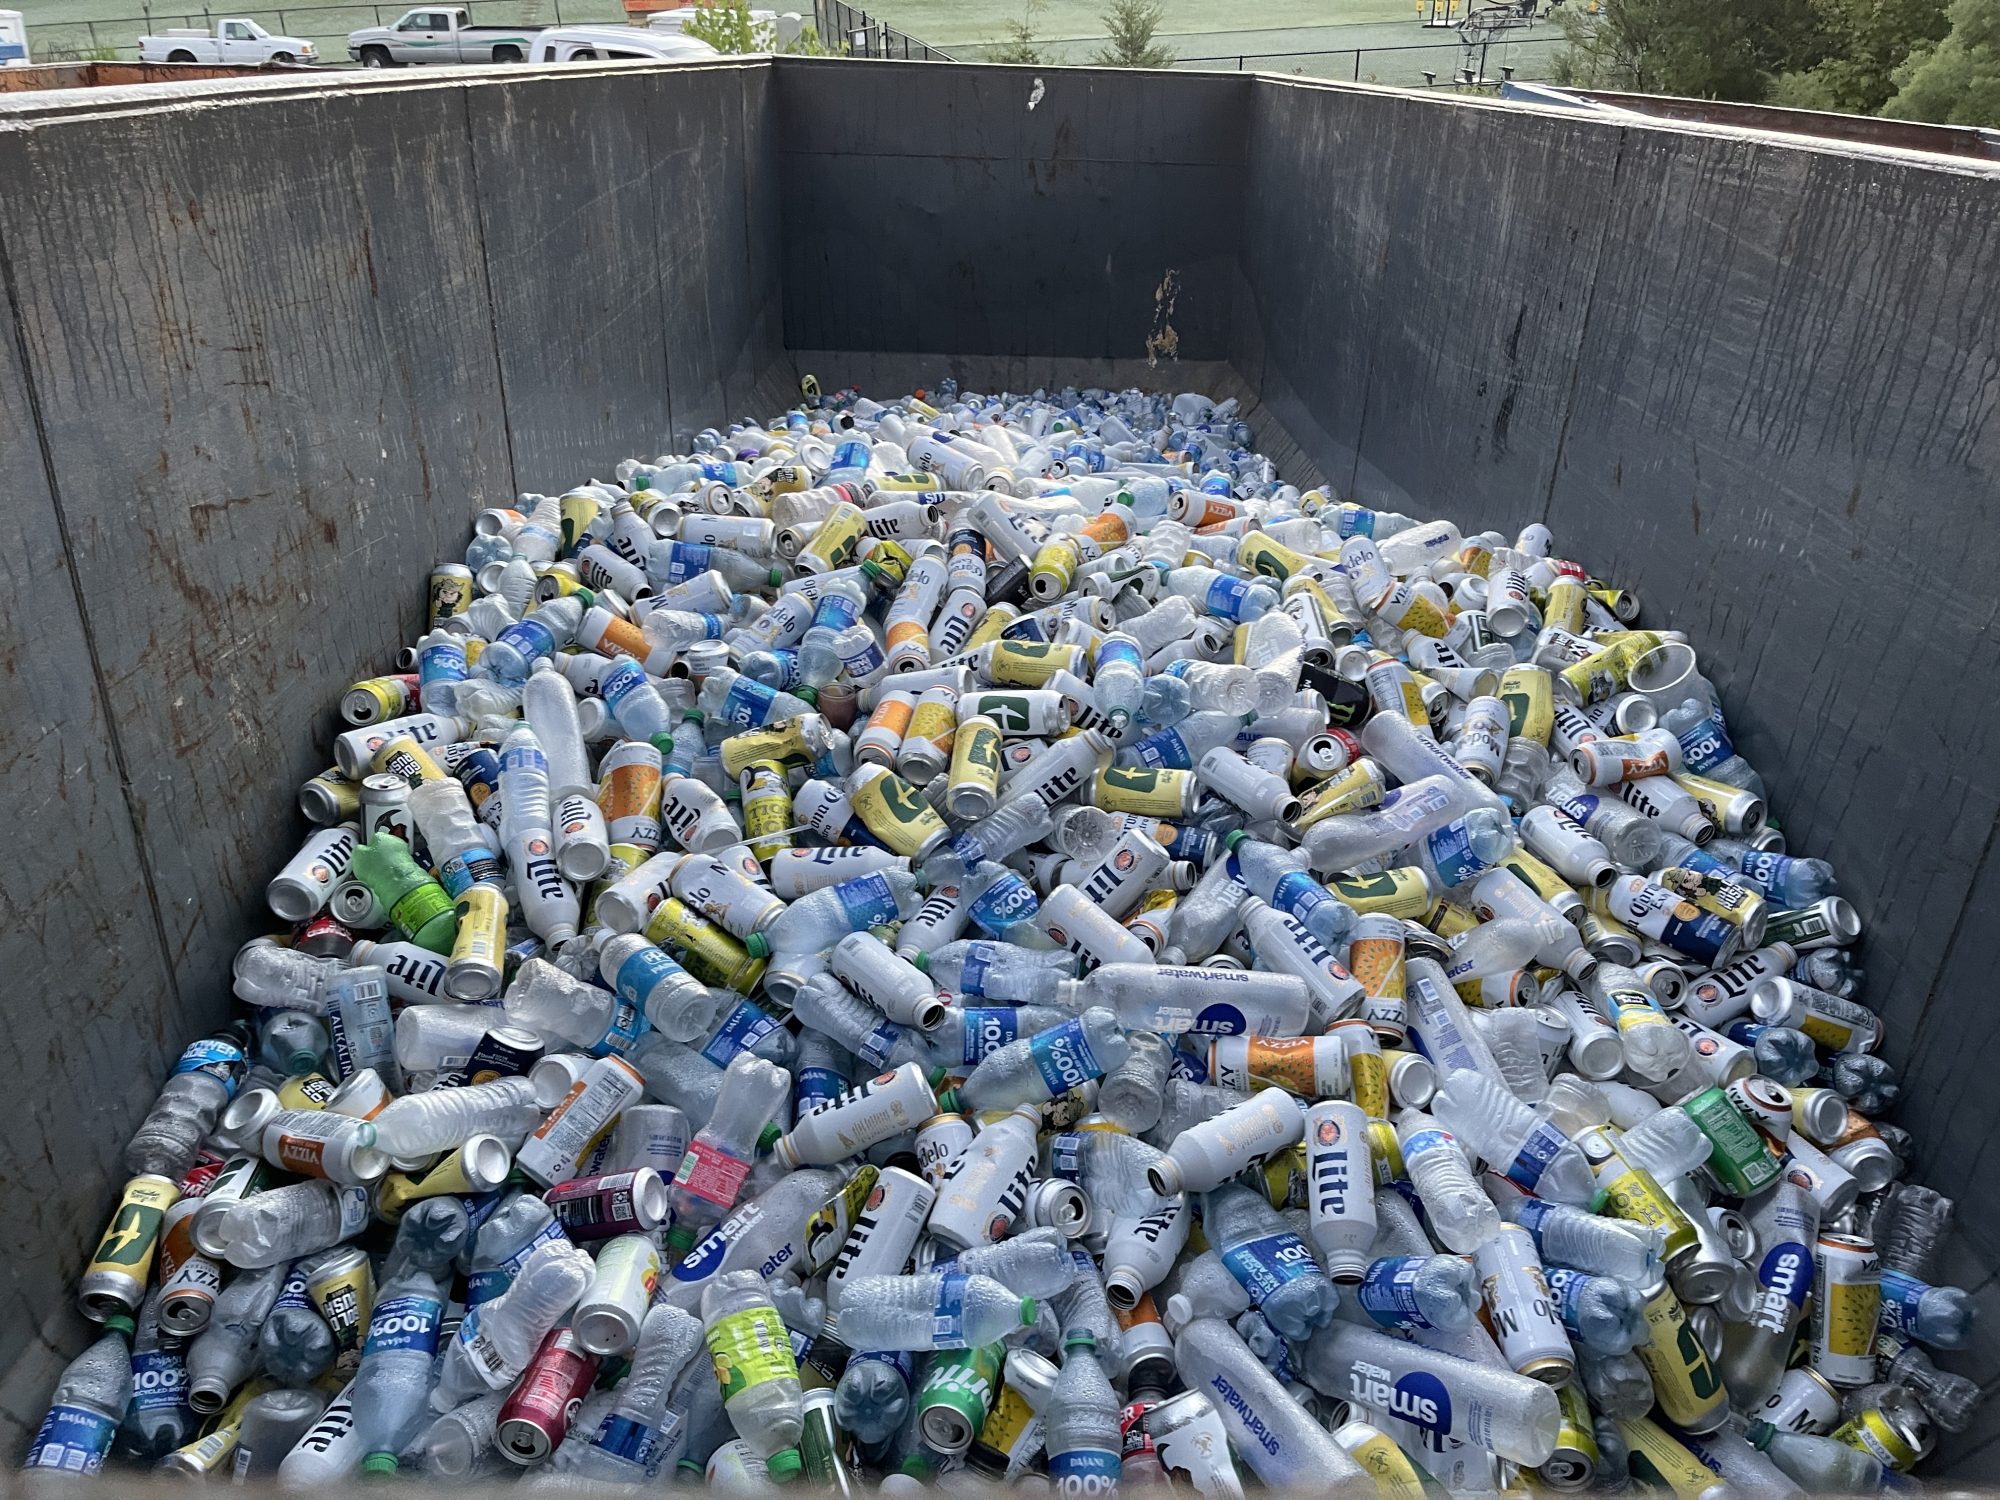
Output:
[
  {"xmin": 1871, "ymin": 1183, "xmax": 1954, "ymax": 1282},
  {"xmin": 1352, "ymin": 1255, "xmax": 1481, "ymax": 1333},
  {"xmin": 1544, "ymin": 1269, "xmax": 1647, "ymax": 1354},
  {"xmin": 350, "ymin": 1265, "xmax": 448, "ymax": 1473},
  {"xmin": 911, "ymin": 940, "xmax": 1075, "ymax": 1003},
  {"xmin": 408, "ymin": 1392, "xmax": 507, "ymax": 1479},
  {"xmin": 926, "ymin": 1004, "xmax": 1072, "ymax": 1071},
  {"xmin": 599, "ymin": 933, "xmax": 721, "ymax": 1043},
  {"xmin": 482, "ymin": 596, "xmax": 584, "ymax": 683},
  {"xmin": 433, "ymin": 1239, "xmax": 593, "ymax": 1410},
  {"xmin": 948, "ymin": 1226, "xmax": 1079, "ymax": 1298},
  {"xmin": 1878, "ymin": 1270, "xmax": 1977, "ymax": 1348},
  {"xmin": 1879, "ymin": 1339, "xmax": 1984, "ymax": 1433},
  {"xmin": 787, "ymin": 973, "xmax": 930, "ymax": 1073},
  {"xmin": 233, "ymin": 1389, "xmax": 329, "ymax": 1479},
  {"xmin": 212, "ymin": 1180, "xmax": 365, "ymax": 1270},
  {"xmin": 700, "ymin": 1272, "xmax": 802, "ymax": 1460},
  {"xmin": 119, "ymin": 1292, "xmax": 191, "ymax": 1460},
  {"xmin": 832, "ymin": 1273, "xmax": 1035, "ymax": 1351},
  {"xmin": 1747, "ymin": 1423, "xmax": 1882, "ymax": 1491},
  {"xmin": 564, "ymin": 1304, "xmax": 708, "ymax": 1481},
  {"xmin": 1395, "ymin": 1111, "xmax": 1503, "ymax": 1253},
  {"xmin": 760, "ymin": 868, "xmax": 925, "ymax": 956},
  {"xmin": 1609, "ymin": 1103, "xmax": 1714, "ymax": 1182},
  {"xmin": 1224, "ymin": 834, "xmax": 1355, "ymax": 946},
  {"xmin": 1116, "ymin": 710, "xmax": 1257, "ymax": 773},
  {"xmin": 258, "ymin": 1264, "xmax": 336, "ymax": 1386},
  {"xmin": 957, "ymin": 1008, "xmax": 1130, "ymax": 1112},
  {"xmin": 1097, "ymin": 1028, "xmax": 1171, "ymax": 1133},
  {"xmin": 25, "ymin": 1319, "xmax": 133, "ymax": 1477},
  {"xmin": 921, "ymin": 796, "xmax": 1056, "ymax": 886},
  {"xmin": 1496, "ymin": 1195, "xmax": 1663, "ymax": 1283},
  {"xmin": 369, "ymin": 1076, "xmax": 540, "ymax": 1158},
  {"xmin": 1201, "ymin": 1181, "xmax": 1339, "ymax": 1340},
  {"xmin": 1171, "ymin": 1317, "xmax": 1365, "ymax": 1488},
  {"xmin": 1430, "ymin": 1068, "xmax": 1597, "ymax": 1205},
  {"xmin": 124, "ymin": 1029, "xmax": 248, "ymax": 1178},
  {"xmin": 833, "ymin": 1351, "xmax": 913, "ymax": 1446},
  {"xmin": 1301, "ymin": 1320, "xmax": 1561, "ymax": 1467},
  {"xmin": 1044, "ymin": 1332, "xmax": 1124, "ymax": 1498},
  {"xmin": 667, "ymin": 1053, "xmax": 789, "ymax": 1249}
]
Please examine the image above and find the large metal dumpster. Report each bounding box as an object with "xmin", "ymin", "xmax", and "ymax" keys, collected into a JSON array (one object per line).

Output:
[{"xmin": 0, "ymin": 57, "xmax": 1993, "ymax": 1473}]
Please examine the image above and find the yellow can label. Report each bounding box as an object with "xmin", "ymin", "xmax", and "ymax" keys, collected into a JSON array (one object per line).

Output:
[
  {"xmin": 742, "ymin": 777, "xmax": 794, "ymax": 860},
  {"xmin": 1834, "ymin": 1410, "xmax": 1918, "ymax": 1471},
  {"xmin": 849, "ymin": 768, "xmax": 950, "ymax": 857},
  {"xmin": 1498, "ymin": 666, "xmax": 1554, "ymax": 746},
  {"xmin": 720, "ymin": 719, "xmax": 818, "ymax": 779},
  {"xmin": 1821, "ymin": 1274, "xmax": 1882, "ymax": 1359},
  {"xmin": 278, "ymin": 1074, "xmax": 338, "ymax": 1111},
  {"xmin": 371, "ymin": 735, "xmax": 448, "ymax": 787},
  {"xmin": 1632, "ymin": 1284, "xmax": 1728, "ymax": 1432},
  {"xmin": 988, "ymin": 641, "xmax": 1085, "ymax": 687},
  {"xmin": 966, "ymin": 603, "xmax": 1019, "ymax": 651},
  {"xmin": 346, "ymin": 678, "xmax": 403, "ymax": 723},
  {"xmin": 1599, "ymin": 1167, "xmax": 1698, "ymax": 1262},
  {"xmin": 1367, "ymin": 1120, "xmax": 1405, "ymax": 1185},
  {"xmin": 451, "ymin": 886, "xmax": 508, "ymax": 972},
  {"xmin": 1331, "ymin": 868, "xmax": 1434, "ymax": 918},
  {"xmin": 1544, "ymin": 578, "xmax": 1588, "ymax": 635},
  {"xmin": 644, "ymin": 897, "xmax": 765, "ymax": 991},
  {"xmin": 87, "ymin": 1175, "xmax": 179, "ymax": 1284},
  {"xmin": 949, "ymin": 719, "xmax": 1004, "ymax": 802},
  {"xmin": 1501, "ymin": 848, "xmax": 1578, "ymax": 907},
  {"xmin": 1615, "ymin": 1417, "xmax": 1716, "ymax": 1499},
  {"xmin": 799, "ymin": 502, "xmax": 868, "ymax": 573},
  {"xmin": 1347, "ymin": 1049, "xmax": 1390, "ymax": 1120},
  {"xmin": 1092, "ymin": 765, "xmax": 1195, "ymax": 817},
  {"xmin": 1295, "ymin": 761, "xmax": 1388, "ymax": 826},
  {"xmin": 1344, "ymin": 1427, "xmax": 1433, "ymax": 1500},
  {"xmin": 559, "ymin": 492, "xmax": 602, "ymax": 553},
  {"xmin": 1238, "ymin": 531, "xmax": 1315, "ymax": 582},
  {"xmin": 905, "ymin": 696, "xmax": 959, "ymax": 751}
]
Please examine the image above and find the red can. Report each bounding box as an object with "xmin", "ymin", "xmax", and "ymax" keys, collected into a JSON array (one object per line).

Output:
[
  {"xmin": 543, "ymin": 1168, "xmax": 672, "ymax": 1242},
  {"xmin": 297, "ymin": 913, "xmax": 357, "ymax": 958},
  {"xmin": 497, "ymin": 1327, "xmax": 601, "ymax": 1464}
]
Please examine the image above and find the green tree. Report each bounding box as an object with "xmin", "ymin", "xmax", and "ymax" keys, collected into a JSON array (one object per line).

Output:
[
  {"xmin": 1882, "ymin": 0, "xmax": 2000, "ymax": 119},
  {"xmin": 682, "ymin": 0, "xmax": 840, "ymax": 54},
  {"xmin": 1549, "ymin": 0, "xmax": 1823, "ymax": 98},
  {"xmin": 1767, "ymin": 0, "xmax": 1947, "ymax": 113},
  {"xmin": 1094, "ymin": 0, "xmax": 1176, "ymax": 66},
  {"xmin": 984, "ymin": 0, "xmax": 1049, "ymax": 63}
]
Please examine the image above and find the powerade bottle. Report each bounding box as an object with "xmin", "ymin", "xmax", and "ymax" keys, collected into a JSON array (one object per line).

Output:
[
  {"xmin": 24, "ymin": 1317, "xmax": 133, "ymax": 1478},
  {"xmin": 125, "ymin": 1025, "xmax": 250, "ymax": 1179}
]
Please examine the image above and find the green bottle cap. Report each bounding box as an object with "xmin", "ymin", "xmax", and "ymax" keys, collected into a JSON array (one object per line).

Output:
[
  {"xmin": 1019, "ymin": 1297, "xmax": 1038, "ymax": 1326},
  {"xmin": 362, "ymin": 1453, "xmax": 400, "ymax": 1476},
  {"xmin": 766, "ymin": 1449, "xmax": 804, "ymax": 1483},
  {"xmin": 757, "ymin": 1121, "xmax": 784, "ymax": 1151},
  {"xmin": 102, "ymin": 1314, "xmax": 135, "ymax": 1339},
  {"xmin": 1223, "ymin": 830, "xmax": 1248, "ymax": 852},
  {"xmin": 744, "ymin": 931, "xmax": 771, "ymax": 959}
]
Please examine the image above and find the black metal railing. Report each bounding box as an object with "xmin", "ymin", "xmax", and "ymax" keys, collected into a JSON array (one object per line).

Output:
[{"xmin": 812, "ymin": 0, "xmax": 950, "ymax": 60}]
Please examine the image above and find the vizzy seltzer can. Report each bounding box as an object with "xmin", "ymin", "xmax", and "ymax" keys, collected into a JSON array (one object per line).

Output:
[{"xmin": 1809, "ymin": 1232, "xmax": 1881, "ymax": 1386}]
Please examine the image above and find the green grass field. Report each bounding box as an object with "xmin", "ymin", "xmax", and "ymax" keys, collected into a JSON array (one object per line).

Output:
[{"xmin": 16, "ymin": 0, "xmax": 1561, "ymax": 84}]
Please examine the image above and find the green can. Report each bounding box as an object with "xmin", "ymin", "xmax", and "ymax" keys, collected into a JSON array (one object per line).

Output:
[
  {"xmin": 1684, "ymin": 1086, "xmax": 1783, "ymax": 1196},
  {"xmin": 916, "ymin": 1343, "xmax": 1004, "ymax": 1456},
  {"xmin": 799, "ymin": 1387, "xmax": 855, "ymax": 1495}
]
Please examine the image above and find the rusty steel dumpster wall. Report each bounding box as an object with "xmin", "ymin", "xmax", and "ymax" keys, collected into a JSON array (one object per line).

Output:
[{"xmin": 0, "ymin": 56, "xmax": 1995, "ymax": 1471}]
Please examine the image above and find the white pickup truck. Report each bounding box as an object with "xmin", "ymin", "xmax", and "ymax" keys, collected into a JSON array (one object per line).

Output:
[
  {"xmin": 138, "ymin": 17, "xmax": 318, "ymax": 63},
  {"xmin": 347, "ymin": 7, "xmax": 543, "ymax": 66}
]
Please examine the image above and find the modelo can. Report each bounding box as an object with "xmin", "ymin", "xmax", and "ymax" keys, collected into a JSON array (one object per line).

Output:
[
  {"xmin": 1475, "ymin": 1223, "xmax": 1574, "ymax": 1384},
  {"xmin": 1809, "ymin": 1233, "xmax": 1881, "ymax": 1386},
  {"xmin": 915, "ymin": 1112, "xmax": 975, "ymax": 1189},
  {"xmin": 1755, "ymin": 1364, "xmax": 1842, "ymax": 1434},
  {"xmin": 497, "ymin": 1326, "xmax": 602, "ymax": 1464},
  {"xmin": 573, "ymin": 1233, "xmax": 662, "ymax": 1357},
  {"xmin": 79, "ymin": 1174, "xmax": 179, "ymax": 1321}
]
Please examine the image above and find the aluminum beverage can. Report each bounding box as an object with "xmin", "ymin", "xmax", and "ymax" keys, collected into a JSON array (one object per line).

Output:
[
  {"xmin": 572, "ymin": 1234, "xmax": 662, "ymax": 1356},
  {"xmin": 827, "ymin": 1166, "xmax": 937, "ymax": 1309},
  {"xmin": 917, "ymin": 1343, "xmax": 1005, "ymax": 1456},
  {"xmin": 497, "ymin": 1327, "xmax": 601, "ymax": 1464},
  {"xmin": 1810, "ymin": 1233, "xmax": 1881, "ymax": 1386},
  {"xmin": 429, "ymin": 565, "xmax": 474, "ymax": 626},
  {"xmin": 300, "ymin": 766, "xmax": 362, "ymax": 825},
  {"xmin": 1755, "ymin": 1364, "xmax": 1842, "ymax": 1434},
  {"xmin": 80, "ymin": 1174, "xmax": 178, "ymax": 1321},
  {"xmin": 1475, "ymin": 1223, "xmax": 1574, "ymax": 1384},
  {"xmin": 915, "ymin": 1112, "xmax": 975, "ymax": 1188},
  {"xmin": 544, "ymin": 1168, "xmax": 672, "ymax": 1241},
  {"xmin": 446, "ymin": 884, "xmax": 508, "ymax": 1002},
  {"xmin": 1537, "ymin": 1381, "xmax": 1600, "ymax": 1490},
  {"xmin": 306, "ymin": 1245, "xmax": 375, "ymax": 1373},
  {"xmin": 437, "ymin": 1025, "xmax": 545, "ymax": 1090}
]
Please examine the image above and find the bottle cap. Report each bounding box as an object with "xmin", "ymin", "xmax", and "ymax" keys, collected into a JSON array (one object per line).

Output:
[
  {"xmin": 665, "ymin": 1224, "xmax": 697, "ymax": 1255},
  {"xmin": 102, "ymin": 1314, "xmax": 135, "ymax": 1339},
  {"xmin": 1018, "ymin": 1297, "xmax": 1038, "ymax": 1326},
  {"xmin": 1063, "ymin": 1329, "xmax": 1097, "ymax": 1353},
  {"xmin": 766, "ymin": 1448, "xmax": 804, "ymax": 1482},
  {"xmin": 744, "ymin": 932, "xmax": 771, "ymax": 959},
  {"xmin": 757, "ymin": 1121, "xmax": 784, "ymax": 1152},
  {"xmin": 362, "ymin": 1453, "xmax": 400, "ymax": 1476},
  {"xmin": 910, "ymin": 951, "xmax": 930, "ymax": 974}
]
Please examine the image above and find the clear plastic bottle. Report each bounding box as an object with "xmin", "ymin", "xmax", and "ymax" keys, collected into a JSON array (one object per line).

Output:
[
  {"xmin": 1091, "ymin": 631, "xmax": 1147, "ymax": 729},
  {"xmin": 1352, "ymin": 1254, "xmax": 1481, "ymax": 1333},
  {"xmin": 1879, "ymin": 1337, "xmax": 1983, "ymax": 1432},
  {"xmin": 258, "ymin": 1011, "xmax": 328, "ymax": 1076},
  {"xmin": 697, "ymin": 667, "xmax": 816, "ymax": 729},
  {"xmin": 1097, "ymin": 1029, "xmax": 1171, "ymax": 1133},
  {"xmin": 911, "ymin": 940, "xmax": 1075, "ymax": 1003},
  {"xmin": 1545, "ymin": 1269, "xmax": 1647, "ymax": 1355},
  {"xmin": 1753, "ymin": 1026, "xmax": 1820, "ymax": 1086},
  {"xmin": 1541, "ymin": 767, "xmax": 1665, "ymax": 869},
  {"xmin": 667, "ymin": 1053, "xmax": 789, "ymax": 1248},
  {"xmin": 417, "ymin": 628, "xmax": 468, "ymax": 715},
  {"xmin": 233, "ymin": 940, "xmax": 341, "ymax": 1010},
  {"xmin": 433, "ymin": 1240, "xmax": 593, "ymax": 1410},
  {"xmin": 833, "ymin": 1273, "xmax": 1035, "ymax": 1351},
  {"xmin": 465, "ymin": 1193, "xmax": 565, "ymax": 1308},
  {"xmin": 1300, "ymin": 774, "xmax": 1466, "ymax": 874},
  {"xmin": 599, "ymin": 932, "xmax": 721, "ymax": 1043},
  {"xmin": 352, "ymin": 1211, "xmax": 465, "ymax": 1475},
  {"xmin": 215, "ymin": 1180, "xmax": 366, "ymax": 1270},
  {"xmin": 834, "ymin": 1352, "xmax": 913, "ymax": 1447},
  {"xmin": 233, "ymin": 1388, "xmax": 330, "ymax": 1479},
  {"xmin": 408, "ymin": 1392, "xmax": 508, "ymax": 1479},
  {"xmin": 1747, "ymin": 1423, "xmax": 1882, "ymax": 1491},
  {"xmin": 1201, "ymin": 1181, "xmax": 1339, "ymax": 1339},
  {"xmin": 957, "ymin": 1008, "xmax": 1131, "ymax": 1112},
  {"xmin": 1576, "ymin": 1347, "xmax": 1655, "ymax": 1420},
  {"xmin": 1395, "ymin": 1111, "xmax": 1503, "ymax": 1253},
  {"xmin": 1871, "ymin": 1183, "xmax": 1954, "ymax": 1282},
  {"xmin": 504, "ymin": 956, "xmax": 635, "ymax": 1052},
  {"xmin": 760, "ymin": 868, "xmax": 925, "ymax": 956},
  {"xmin": 1588, "ymin": 962, "xmax": 1691, "ymax": 1083},
  {"xmin": 1038, "ymin": 1128, "xmax": 1173, "ymax": 1220},
  {"xmin": 408, "ymin": 777, "xmax": 500, "ymax": 896},
  {"xmin": 1303, "ymin": 1320, "xmax": 1560, "ymax": 1467},
  {"xmin": 1045, "ymin": 1331, "xmax": 1126, "ymax": 1496},
  {"xmin": 1116, "ymin": 710, "xmax": 1257, "ymax": 773},
  {"xmin": 1879, "ymin": 1270, "xmax": 1977, "ymax": 1348},
  {"xmin": 125, "ymin": 1028, "xmax": 248, "ymax": 1178},
  {"xmin": 1166, "ymin": 856, "xmax": 1251, "ymax": 961},
  {"xmin": 258, "ymin": 1264, "xmax": 336, "ymax": 1386},
  {"xmin": 1607, "ymin": 1103, "xmax": 1714, "ymax": 1182},
  {"xmin": 922, "ymin": 797, "xmax": 1056, "ymax": 887},
  {"xmin": 1659, "ymin": 699, "xmax": 1766, "ymax": 798},
  {"xmin": 1225, "ymin": 833, "xmax": 1355, "ymax": 946},
  {"xmin": 369, "ymin": 1076, "xmax": 540, "ymax": 1158},
  {"xmin": 787, "ymin": 973, "xmax": 930, "ymax": 1074},
  {"xmin": 25, "ymin": 1319, "xmax": 134, "ymax": 1478},
  {"xmin": 1430, "ymin": 1068, "xmax": 1598, "ymax": 1205},
  {"xmin": 948, "ymin": 1227, "xmax": 1079, "ymax": 1299},
  {"xmin": 119, "ymin": 1291, "xmax": 192, "ymax": 1460},
  {"xmin": 1497, "ymin": 1195, "xmax": 1664, "ymax": 1283},
  {"xmin": 482, "ymin": 595, "xmax": 585, "ymax": 683},
  {"xmin": 563, "ymin": 1304, "xmax": 707, "ymax": 1481},
  {"xmin": 700, "ymin": 1272, "xmax": 802, "ymax": 1460},
  {"xmin": 1173, "ymin": 1317, "xmax": 1367, "ymax": 1487}
]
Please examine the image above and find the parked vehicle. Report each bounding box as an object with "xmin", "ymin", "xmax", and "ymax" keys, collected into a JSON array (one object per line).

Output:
[
  {"xmin": 137, "ymin": 17, "xmax": 317, "ymax": 64},
  {"xmin": 347, "ymin": 7, "xmax": 543, "ymax": 66},
  {"xmin": 529, "ymin": 26, "xmax": 719, "ymax": 62}
]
